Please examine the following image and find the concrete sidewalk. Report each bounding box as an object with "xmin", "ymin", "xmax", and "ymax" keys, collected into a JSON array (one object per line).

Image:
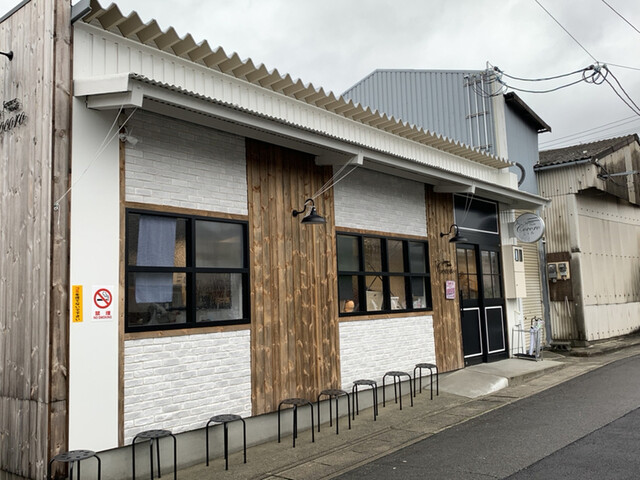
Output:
[{"xmin": 170, "ymin": 339, "xmax": 640, "ymax": 480}]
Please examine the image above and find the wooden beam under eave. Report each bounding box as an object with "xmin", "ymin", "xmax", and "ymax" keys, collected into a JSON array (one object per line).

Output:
[{"xmin": 50, "ymin": 0, "xmax": 73, "ymax": 471}]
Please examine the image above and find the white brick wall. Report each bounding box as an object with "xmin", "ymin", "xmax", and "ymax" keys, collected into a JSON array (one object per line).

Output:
[
  {"xmin": 124, "ymin": 110, "xmax": 247, "ymax": 215},
  {"xmin": 334, "ymin": 168, "xmax": 427, "ymax": 237},
  {"xmin": 339, "ymin": 316, "xmax": 435, "ymax": 390},
  {"xmin": 123, "ymin": 330, "xmax": 251, "ymax": 444}
]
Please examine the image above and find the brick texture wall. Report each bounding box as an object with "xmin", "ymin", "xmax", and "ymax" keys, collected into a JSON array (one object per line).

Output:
[
  {"xmin": 123, "ymin": 330, "xmax": 251, "ymax": 443},
  {"xmin": 339, "ymin": 316, "xmax": 435, "ymax": 390},
  {"xmin": 124, "ymin": 110, "xmax": 247, "ymax": 214},
  {"xmin": 334, "ymin": 168, "xmax": 427, "ymax": 237}
]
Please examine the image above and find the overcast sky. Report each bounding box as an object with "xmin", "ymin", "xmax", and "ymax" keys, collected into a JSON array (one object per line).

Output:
[{"xmin": 2, "ymin": 0, "xmax": 639, "ymax": 150}]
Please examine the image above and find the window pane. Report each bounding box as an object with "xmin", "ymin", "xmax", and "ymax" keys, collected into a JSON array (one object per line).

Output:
[
  {"xmin": 483, "ymin": 274, "xmax": 494, "ymax": 298},
  {"xmin": 128, "ymin": 214, "xmax": 186, "ymax": 267},
  {"xmin": 337, "ymin": 235, "xmax": 360, "ymax": 271},
  {"xmin": 364, "ymin": 238, "xmax": 382, "ymax": 272},
  {"xmin": 365, "ymin": 275, "xmax": 383, "ymax": 311},
  {"xmin": 411, "ymin": 277, "xmax": 428, "ymax": 309},
  {"xmin": 388, "ymin": 240, "xmax": 405, "ymax": 272},
  {"xmin": 459, "ymin": 272, "xmax": 470, "ymax": 299},
  {"xmin": 481, "ymin": 250, "xmax": 491, "ymax": 275},
  {"xmin": 492, "ymin": 275, "xmax": 502, "ymax": 298},
  {"xmin": 457, "ymin": 248, "xmax": 468, "ymax": 274},
  {"xmin": 409, "ymin": 242, "xmax": 426, "ymax": 273},
  {"xmin": 127, "ymin": 272, "xmax": 187, "ymax": 326},
  {"xmin": 196, "ymin": 273, "xmax": 243, "ymax": 321},
  {"xmin": 389, "ymin": 275, "xmax": 407, "ymax": 310},
  {"xmin": 338, "ymin": 275, "xmax": 360, "ymax": 313},
  {"xmin": 468, "ymin": 273, "xmax": 479, "ymax": 299},
  {"xmin": 491, "ymin": 251, "xmax": 500, "ymax": 275},
  {"xmin": 196, "ymin": 221, "xmax": 243, "ymax": 268},
  {"xmin": 466, "ymin": 250, "xmax": 477, "ymax": 274}
]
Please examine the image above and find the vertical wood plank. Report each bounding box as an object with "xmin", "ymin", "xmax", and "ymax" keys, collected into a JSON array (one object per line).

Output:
[
  {"xmin": 247, "ymin": 139, "xmax": 339, "ymax": 414},
  {"xmin": 426, "ymin": 186, "xmax": 465, "ymax": 372}
]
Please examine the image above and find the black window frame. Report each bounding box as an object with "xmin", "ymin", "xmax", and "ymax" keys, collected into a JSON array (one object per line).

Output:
[
  {"xmin": 125, "ymin": 208, "xmax": 250, "ymax": 333},
  {"xmin": 336, "ymin": 232, "xmax": 432, "ymax": 316}
]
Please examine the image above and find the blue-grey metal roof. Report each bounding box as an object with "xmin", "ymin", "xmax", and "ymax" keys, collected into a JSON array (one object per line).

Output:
[{"xmin": 343, "ymin": 69, "xmax": 496, "ymax": 154}]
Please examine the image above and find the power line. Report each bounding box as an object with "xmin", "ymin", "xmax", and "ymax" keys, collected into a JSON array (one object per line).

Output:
[
  {"xmin": 603, "ymin": 62, "xmax": 640, "ymax": 72},
  {"xmin": 493, "ymin": 66, "xmax": 587, "ymax": 82},
  {"xmin": 539, "ymin": 115, "xmax": 639, "ymax": 147},
  {"xmin": 605, "ymin": 67, "xmax": 640, "ymax": 114},
  {"xmin": 601, "ymin": 0, "xmax": 640, "ymax": 36},
  {"xmin": 534, "ymin": 0, "xmax": 598, "ymax": 62}
]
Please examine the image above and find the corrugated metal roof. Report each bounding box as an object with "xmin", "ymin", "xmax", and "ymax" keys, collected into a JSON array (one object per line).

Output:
[
  {"xmin": 80, "ymin": 1, "xmax": 511, "ymax": 169},
  {"xmin": 537, "ymin": 134, "xmax": 639, "ymax": 168}
]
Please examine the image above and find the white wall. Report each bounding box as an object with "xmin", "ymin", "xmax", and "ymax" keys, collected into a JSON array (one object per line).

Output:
[
  {"xmin": 123, "ymin": 330, "xmax": 251, "ymax": 444},
  {"xmin": 69, "ymin": 99, "xmax": 121, "ymax": 450},
  {"xmin": 340, "ymin": 316, "xmax": 435, "ymax": 389},
  {"xmin": 334, "ymin": 168, "xmax": 427, "ymax": 237},
  {"xmin": 333, "ymin": 168, "xmax": 435, "ymax": 382},
  {"xmin": 124, "ymin": 110, "xmax": 247, "ymax": 214},
  {"xmin": 123, "ymin": 111, "xmax": 252, "ymax": 441}
]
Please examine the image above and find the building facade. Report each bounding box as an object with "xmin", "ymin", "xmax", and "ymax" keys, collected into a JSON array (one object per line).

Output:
[
  {"xmin": 0, "ymin": 1, "xmax": 547, "ymax": 477},
  {"xmin": 537, "ymin": 135, "xmax": 640, "ymax": 343},
  {"xmin": 343, "ymin": 69, "xmax": 552, "ymax": 356}
]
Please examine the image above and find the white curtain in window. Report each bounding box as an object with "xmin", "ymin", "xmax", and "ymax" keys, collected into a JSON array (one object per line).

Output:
[{"xmin": 135, "ymin": 215, "xmax": 176, "ymax": 303}]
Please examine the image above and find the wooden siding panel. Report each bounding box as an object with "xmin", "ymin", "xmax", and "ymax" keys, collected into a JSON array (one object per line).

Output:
[
  {"xmin": 247, "ymin": 139, "xmax": 339, "ymax": 414},
  {"xmin": 0, "ymin": 1, "xmax": 70, "ymax": 478},
  {"xmin": 426, "ymin": 187, "xmax": 464, "ymax": 372}
]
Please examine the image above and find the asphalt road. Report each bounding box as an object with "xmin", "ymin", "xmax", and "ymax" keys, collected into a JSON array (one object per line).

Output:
[{"xmin": 335, "ymin": 354, "xmax": 640, "ymax": 480}]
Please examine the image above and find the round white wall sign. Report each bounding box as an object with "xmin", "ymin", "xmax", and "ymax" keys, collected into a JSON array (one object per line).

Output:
[{"xmin": 514, "ymin": 213, "xmax": 545, "ymax": 243}]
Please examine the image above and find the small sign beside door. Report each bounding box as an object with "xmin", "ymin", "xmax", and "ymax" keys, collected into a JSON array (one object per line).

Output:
[{"xmin": 445, "ymin": 280, "xmax": 456, "ymax": 300}]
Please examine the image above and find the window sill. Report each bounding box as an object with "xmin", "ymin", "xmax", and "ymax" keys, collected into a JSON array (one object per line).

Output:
[
  {"xmin": 338, "ymin": 310, "xmax": 434, "ymax": 323},
  {"xmin": 124, "ymin": 323, "xmax": 250, "ymax": 341}
]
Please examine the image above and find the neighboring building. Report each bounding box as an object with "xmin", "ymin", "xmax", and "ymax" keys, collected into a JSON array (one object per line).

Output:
[
  {"xmin": 0, "ymin": 2, "xmax": 547, "ymax": 478},
  {"xmin": 343, "ymin": 69, "xmax": 552, "ymax": 356},
  {"xmin": 536, "ymin": 134, "xmax": 640, "ymax": 344}
]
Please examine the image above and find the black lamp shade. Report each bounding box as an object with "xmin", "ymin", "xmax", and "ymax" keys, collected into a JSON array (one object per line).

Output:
[{"xmin": 300, "ymin": 206, "xmax": 326, "ymax": 224}]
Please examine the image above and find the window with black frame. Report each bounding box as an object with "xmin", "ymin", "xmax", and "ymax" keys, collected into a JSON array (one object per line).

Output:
[
  {"xmin": 336, "ymin": 233, "xmax": 432, "ymax": 315},
  {"xmin": 125, "ymin": 210, "xmax": 249, "ymax": 332}
]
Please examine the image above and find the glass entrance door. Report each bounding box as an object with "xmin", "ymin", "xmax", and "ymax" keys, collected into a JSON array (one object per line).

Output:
[{"xmin": 457, "ymin": 245, "xmax": 507, "ymax": 365}]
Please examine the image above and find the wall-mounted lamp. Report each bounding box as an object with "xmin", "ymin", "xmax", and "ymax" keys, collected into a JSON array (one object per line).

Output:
[
  {"xmin": 440, "ymin": 224, "xmax": 468, "ymax": 243},
  {"xmin": 0, "ymin": 51, "xmax": 13, "ymax": 61},
  {"xmin": 119, "ymin": 132, "xmax": 139, "ymax": 145},
  {"xmin": 292, "ymin": 198, "xmax": 326, "ymax": 225}
]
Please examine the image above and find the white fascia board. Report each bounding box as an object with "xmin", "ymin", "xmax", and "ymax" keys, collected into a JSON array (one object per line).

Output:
[
  {"xmin": 78, "ymin": 76, "xmax": 548, "ymax": 209},
  {"xmin": 75, "ymin": 74, "xmax": 133, "ymax": 97}
]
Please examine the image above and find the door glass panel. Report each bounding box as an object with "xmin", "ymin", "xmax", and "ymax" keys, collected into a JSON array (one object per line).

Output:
[
  {"xmin": 491, "ymin": 251, "xmax": 500, "ymax": 274},
  {"xmin": 457, "ymin": 248, "xmax": 468, "ymax": 273},
  {"xmin": 483, "ymin": 274, "xmax": 494, "ymax": 298},
  {"xmin": 493, "ymin": 277, "xmax": 502, "ymax": 298},
  {"xmin": 481, "ymin": 250, "xmax": 491, "ymax": 274},
  {"xmin": 467, "ymin": 250, "xmax": 477, "ymax": 274}
]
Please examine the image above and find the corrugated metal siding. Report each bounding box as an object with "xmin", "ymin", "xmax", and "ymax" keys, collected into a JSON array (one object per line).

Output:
[
  {"xmin": 535, "ymin": 184, "xmax": 577, "ymax": 340},
  {"xmin": 342, "ymin": 70, "xmax": 496, "ymax": 155},
  {"xmin": 538, "ymin": 165, "xmax": 640, "ymax": 341},
  {"xmin": 577, "ymin": 193, "xmax": 640, "ymax": 339}
]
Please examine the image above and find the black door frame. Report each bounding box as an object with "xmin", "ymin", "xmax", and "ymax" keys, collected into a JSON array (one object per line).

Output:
[{"xmin": 454, "ymin": 195, "xmax": 508, "ymax": 365}]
